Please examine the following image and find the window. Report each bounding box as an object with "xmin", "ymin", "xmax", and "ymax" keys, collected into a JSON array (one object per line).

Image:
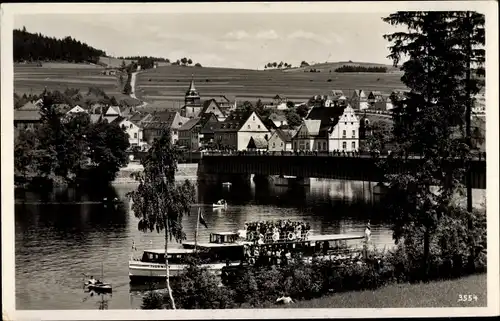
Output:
[
  {"xmin": 323, "ymin": 142, "xmax": 326, "ymax": 150},
  {"xmin": 352, "ymin": 142, "xmax": 356, "ymax": 150},
  {"xmin": 134, "ymin": 133, "xmax": 137, "ymax": 139},
  {"xmin": 281, "ymin": 142, "xmax": 283, "ymax": 147},
  {"xmin": 342, "ymin": 142, "xmax": 347, "ymax": 149},
  {"xmin": 273, "ymin": 142, "xmax": 276, "ymax": 148},
  {"xmin": 248, "ymin": 125, "xmax": 251, "ymax": 129},
  {"xmin": 351, "ymin": 122, "xmax": 353, "ymax": 125},
  {"xmin": 258, "ymin": 125, "xmax": 261, "ymax": 129},
  {"xmin": 306, "ymin": 142, "xmax": 310, "ymax": 150},
  {"xmin": 342, "ymin": 130, "xmax": 346, "ymax": 138},
  {"xmin": 130, "ymin": 124, "xmax": 133, "ymax": 129},
  {"xmin": 352, "ymin": 130, "xmax": 355, "ymax": 138},
  {"xmin": 294, "ymin": 142, "xmax": 297, "ymax": 150},
  {"xmin": 253, "ymin": 116, "xmax": 255, "ymax": 121}
]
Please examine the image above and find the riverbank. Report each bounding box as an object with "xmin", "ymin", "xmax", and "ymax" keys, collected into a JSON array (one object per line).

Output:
[
  {"xmin": 112, "ymin": 162, "xmax": 198, "ymax": 184},
  {"xmin": 258, "ymin": 273, "xmax": 487, "ymax": 308}
]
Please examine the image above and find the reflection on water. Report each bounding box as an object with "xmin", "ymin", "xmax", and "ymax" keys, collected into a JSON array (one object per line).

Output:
[{"xmin": 14, "ymin": 177, "xmax": 485, "ymax": 310}]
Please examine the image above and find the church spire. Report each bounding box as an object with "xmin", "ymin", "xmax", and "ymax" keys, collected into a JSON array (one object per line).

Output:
[{"xmin": 188, "ymin": 74, "xmax": 196, "ymax": 92}]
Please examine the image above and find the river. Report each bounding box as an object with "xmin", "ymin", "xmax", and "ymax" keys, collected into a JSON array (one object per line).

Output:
[{"xmin": 14, "ymin": 177, "xmax": 486, "ymax": 310}]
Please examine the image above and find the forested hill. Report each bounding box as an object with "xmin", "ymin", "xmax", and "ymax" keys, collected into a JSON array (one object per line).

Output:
[{"xmin": 13, "ymin": 27, "xmax": 106, "ymax": 64}]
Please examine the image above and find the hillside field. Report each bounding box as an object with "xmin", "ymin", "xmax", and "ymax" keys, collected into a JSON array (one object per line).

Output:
[
  {"xmin": 135, "ymin": 65, "xmax": 407, "ymax": 105},
  {"xmin": 14, "ymin": 64, "xmax": 140, "ymax": 105},
  {"xmin": 285, "ymin": 61, "xmax": 401, "ymax": 73}
]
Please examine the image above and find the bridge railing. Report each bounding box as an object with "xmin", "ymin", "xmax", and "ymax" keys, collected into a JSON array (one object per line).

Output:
[{"xmin": 200, "ymin": 150, "xmax": 486, "ymax": 160}]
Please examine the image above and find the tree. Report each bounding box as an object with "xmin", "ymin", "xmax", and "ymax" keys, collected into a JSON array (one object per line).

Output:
[
  {"xmin": 195, "ymin": 63, "xmax": 202, "ymax": 67},
  {"xmin": 285, "ymin": 111, "xmax": 302, "ymax": 128},
  {"xmin": 296, "ymin": 104, "xmax": 309, "ymax": 118},
  {"xmin": 187, "ymin": 58, "xmax": 193, "ymax": 66},
  {"xmin": 272, "ymin": 62, "xmax": 277, "ymax": 68},
  {"xmin": 382, "ymin": 11, "xmax": 479, "ymax": 277},
  {"xmin": 300, "ymin": 61, "xmax": 309, "ymax": 67},
  {"xmin": 286, "ymin": 101, "xmax": 295, "ymax": 109},
  {"xmin": 86, "ymin": 120, "xmax": 130, "ymax": 182},
  {"xmin": 120, "ymin": 60, "xmax": 127, "ymax": 70},
  {"xmin": 181, "ymin": 57, "xmax": 188, "ymax": 66},
  {"xmin": 127, "ymin": 130, "xmax": 196, "ymax": 309}
]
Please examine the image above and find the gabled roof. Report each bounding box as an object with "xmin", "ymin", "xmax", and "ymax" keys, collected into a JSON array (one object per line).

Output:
[
  {"xmin": 142, "ymin": 111, "xmax": 180, "ymax": 130},
  {"xmin": 179, "ymin": 117, "xmax": 201, "ymax": 131},
  {"xmin": 14, "ymin": 109, "xmax": 41, "ymax": 121},
  {"xmin": 369, "ymin": 91, "xmax": 383, "ymax": 97},
  {"xmin": 200, "ymin": 99, "xmax": 222, "ymax": 114},
  {"xmin": 269, "ymin": 113, "xmax": 287, "ymax": 122},
  {"xmin": 213, "ymin": 109, "xmax": 255, "ymax": 133},
  {"xmin": 306, "ymin": 106, "xmax": 346, "ymax": 130},
  {"xmin": 111, "ymin": 115, "xmax": 127, "ymax": 125},
  {"xmin": 19, "ymin": 101, "xmax": 39, "ymax": 111},
  {"xmin": 90, "ymin": 114, "xmax": 103, "ymax": 123},
  {"xmin": 106, "ymin": 105, "xmax": 121, "ymax": 115},
  {"xmin": 247, "ymin": 136, "xmax": 268, "ymax": 149},
  {"xmin": 303, "ymin": 120, "xmax": 321, "ymax": 136},
  {"xmin": 331, "ymin": 90, "xmax": 344, "ymax": 96},
  {"xmin": 274, "ymin": 128, "xmax": 294, "ymax": 143}
]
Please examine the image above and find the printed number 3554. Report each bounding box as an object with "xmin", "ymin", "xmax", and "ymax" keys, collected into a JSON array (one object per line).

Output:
[{"xmin": 458, "ymin": 294, "xmax": 478, "ymax": 302}]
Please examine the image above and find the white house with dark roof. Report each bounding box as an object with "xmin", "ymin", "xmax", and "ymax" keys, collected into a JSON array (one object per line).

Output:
[
  {"xmin": 213, "ymin": 110, "xmax": 270, "ymax": 150},
  {"xmin": 292, "ymin": 105, "xmax": 359, "ymax": 152},
  {"xmin": 268, "ymin": 128, "xmax": 294, "ymax": 151},
  {"xmin": 111, "ymin": 116, "xmax": 146, "ymax": 147}
]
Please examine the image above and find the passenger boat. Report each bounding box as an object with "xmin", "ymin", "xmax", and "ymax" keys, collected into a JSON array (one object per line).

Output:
[{"xmin": 129, "ymin": 234, "xmax": 244, "ymax": 283}]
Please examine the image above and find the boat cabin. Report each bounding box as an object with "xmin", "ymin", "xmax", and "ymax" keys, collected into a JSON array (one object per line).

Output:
[
  {"xmin": 140, "ymin": 249, "xmax": 195, "ymax": 264},
  {"xmin": 210, "ymin": 232, "xmax": 239, "ymax": 244},
  {"xmin": 243, "ymin": 234, "xmax": 365, "ymax": 261}
]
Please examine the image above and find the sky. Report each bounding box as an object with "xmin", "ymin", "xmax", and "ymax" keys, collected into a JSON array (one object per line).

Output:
[{"xmin": 14, "ymin": 13, "xmax": 400, "ymax": 69}]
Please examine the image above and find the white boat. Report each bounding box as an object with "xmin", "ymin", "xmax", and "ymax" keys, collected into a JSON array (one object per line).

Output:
[
  {"xmin": 212, "ymin": 200, "xmax": 227, "ymax": 209},
  {"xmin": 128, "ymin": 246, "xmax": 241, "ymax": 283},
  {"xmin": 222, "ymin": 182, "xmax": 232, "ymax": 187}
]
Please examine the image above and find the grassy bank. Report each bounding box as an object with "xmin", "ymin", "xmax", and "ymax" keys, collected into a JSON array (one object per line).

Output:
[{"xmin": 265, "ymin": 273, "xmax": 487, "ymax": 308}]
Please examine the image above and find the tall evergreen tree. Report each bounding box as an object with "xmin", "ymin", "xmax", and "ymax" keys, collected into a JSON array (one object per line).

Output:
[{"xmin": 382, "ymin": 12, "xmax": 479, "ymax": 276}]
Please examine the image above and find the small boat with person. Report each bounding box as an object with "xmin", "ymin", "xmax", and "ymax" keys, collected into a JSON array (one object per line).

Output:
[
  {"xmin": 84, "ymin": 264, "xmax": 112, "ymax": 293},
  {"xmin": 212, "ymin": 199, "xmax": 228, "ymax": 209}
]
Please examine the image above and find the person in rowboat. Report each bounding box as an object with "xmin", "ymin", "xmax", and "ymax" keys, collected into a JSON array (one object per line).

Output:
[{"xmin": 88, "ymin": 276, "xmax": 97, "ymax": 285}]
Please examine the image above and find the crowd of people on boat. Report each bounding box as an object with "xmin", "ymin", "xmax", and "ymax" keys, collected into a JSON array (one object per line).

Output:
[{"xmin": 244, "ymin": 220, "xmax": 311, "ymax": 243}]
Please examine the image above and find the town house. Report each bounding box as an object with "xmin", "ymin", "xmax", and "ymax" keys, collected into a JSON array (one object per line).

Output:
[
  {"xmin": 292, "ymin": 105, "xmax": 360, "ymax": 152},
  {"xmin": 14, "ymin": 101, "xmax": 42, "ymax": 130},
  {"xmin": 142, "ymin": 111, "xmax": 189, "ymax": 145},
  {"xmin": 111, "ymin": 116, "xmax": 146, "ymax": 147},
  {"xmin": 213, "ymin": 110, "xmax": 270, "ymax": 150},
  {"xmin": 178, "ymin": 113, "xmax": 219, "ymax": 151},
  {"xmin": 350, "ymin": 89, "xmax": 369, "ymax": 110},
  {"xmin": 367, "ymin": 91, "xmax": 384, "ymax": 108},
  {"xmin": 268, "ymin": 128, "xmax": 294, "ymax": 152}
]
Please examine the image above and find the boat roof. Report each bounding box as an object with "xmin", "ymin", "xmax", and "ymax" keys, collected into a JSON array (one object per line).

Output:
[
  {"xmin": 211, "ymin": 232, "xmax": 239, "ymax": 236},
  {"xmin": 183, "ymin": 241, "xmax": 252, "ymax": 248},
  {"xmin": 307, "ymin": 234, "xmax": 365, "ymax": 242},
  {"xmin": 144, "ymin": 248, "xmax": 195, "ymax": 255}
]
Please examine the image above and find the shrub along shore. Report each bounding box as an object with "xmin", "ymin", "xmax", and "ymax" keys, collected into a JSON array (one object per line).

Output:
[{"xmin": 141, "ymin": 207, "xmax": 486, "ymax": 309}]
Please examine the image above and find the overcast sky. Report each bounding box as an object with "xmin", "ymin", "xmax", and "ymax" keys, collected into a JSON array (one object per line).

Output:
[{"xmin": 14, "ymin": 13, "xmax": 400, "ymax": 69}]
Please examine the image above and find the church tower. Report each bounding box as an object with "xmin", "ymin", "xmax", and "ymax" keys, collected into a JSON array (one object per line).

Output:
[{"xmin": 185, "ymin": 75, "xmax": 201, "ymax": 106}]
